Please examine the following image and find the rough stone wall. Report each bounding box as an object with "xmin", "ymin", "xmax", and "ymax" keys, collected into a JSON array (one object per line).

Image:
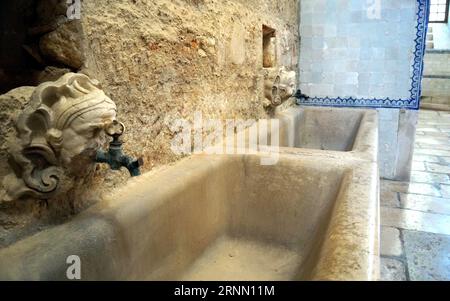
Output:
[
  {"xmin": 81, "ymin": 0, "xmax": 299, "ymax": 168},
  {"xmin": 0, "ymin": 0, "xmax": 299, "ymax": 246}
]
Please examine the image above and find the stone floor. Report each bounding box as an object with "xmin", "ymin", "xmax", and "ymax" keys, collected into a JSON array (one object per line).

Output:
[{"xmin": 380, "ymin": 109, "xmax": 450, "ymax": 281}]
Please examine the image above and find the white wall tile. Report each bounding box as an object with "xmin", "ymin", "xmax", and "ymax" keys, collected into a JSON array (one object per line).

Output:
[{"xmin": 299, "ymin": 0, "xmax": 418, "ymax": 100}]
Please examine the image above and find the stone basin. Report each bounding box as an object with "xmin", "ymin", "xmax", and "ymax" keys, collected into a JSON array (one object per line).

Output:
[
  {"xmin": 0, "ymin": 151, "xmax": 379, "ymax": 280},
  {"xmin": 260, "ymin": 106, "xmax": 378, "ymax": 162}
]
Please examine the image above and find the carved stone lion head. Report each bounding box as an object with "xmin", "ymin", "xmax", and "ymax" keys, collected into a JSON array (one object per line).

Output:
[
  {"xmin": 2, "ymin": 73, "xmax": 117, "ymax": 201},
  {"xmin": 271, "ymin": 67, "xmax": 296, "ymax": 106},
  {"xmin": 264, "ymin": 67, "xmax": 297, "ymax": 107}
]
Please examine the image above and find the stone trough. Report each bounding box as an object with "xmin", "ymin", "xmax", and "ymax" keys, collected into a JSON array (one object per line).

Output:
[{"xmin": 0, "ymin": 106, "xmax": 380, "ymax": 281}]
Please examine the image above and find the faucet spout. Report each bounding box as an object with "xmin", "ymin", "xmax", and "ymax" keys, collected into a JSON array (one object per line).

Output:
[{"xmin": 95, "ymin": 121, "xmax": 143, "ymax": 177}]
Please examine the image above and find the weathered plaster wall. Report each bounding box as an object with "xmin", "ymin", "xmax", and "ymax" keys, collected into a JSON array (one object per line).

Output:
[
  {"xmin": 80, "ymin": 0, "xmax": 299, "ymax": 169},
  {"xmin": 0, "ymin": 0, "xmax": 299, "ymax": 246}
]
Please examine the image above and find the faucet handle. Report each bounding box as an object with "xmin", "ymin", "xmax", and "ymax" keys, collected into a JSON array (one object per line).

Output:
[{"xmin": 105, "ymin": 120, "xmax": 125, "ymax": 137}]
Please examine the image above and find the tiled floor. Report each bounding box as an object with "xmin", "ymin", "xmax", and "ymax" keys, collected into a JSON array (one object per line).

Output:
[{"xmin": 380, "ymin": 109, "xmax": 450, "ymax": 281}]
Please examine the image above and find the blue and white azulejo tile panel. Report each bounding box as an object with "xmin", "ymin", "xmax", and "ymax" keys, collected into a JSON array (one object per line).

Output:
[{"xmin": 297, "ymin": 0, "xmax": 430, "ymax": 109}]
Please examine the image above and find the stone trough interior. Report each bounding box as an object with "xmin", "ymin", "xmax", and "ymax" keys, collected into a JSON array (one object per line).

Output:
[
  {"xmin": 143, "ymin": 155, "xmax": 345, "ymax": 281},
  {"xmin": 0, "ymin": 153, "xmax": 379, "ymax": 281},
  {"xmin": 276, "ymin": 107, "xmax": 366, "ymax": 152},
  {"xmin": 250, "ymin": 106, "xmax": 379, "ymax": 162}
]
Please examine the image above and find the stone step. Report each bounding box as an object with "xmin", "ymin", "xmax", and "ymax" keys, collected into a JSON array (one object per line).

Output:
[{"xmin": 421, "ymin": 96, "xmax": 450, "ymax": 108}]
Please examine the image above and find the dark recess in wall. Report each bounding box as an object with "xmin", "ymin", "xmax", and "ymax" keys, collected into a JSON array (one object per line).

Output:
[
  {"xmin": 262, "ymin": 24, "xmax": 276, "ymax": 68},
  {"xmin": 0, "ymin": 0, "xmax": 41, "ymax": 94}
]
